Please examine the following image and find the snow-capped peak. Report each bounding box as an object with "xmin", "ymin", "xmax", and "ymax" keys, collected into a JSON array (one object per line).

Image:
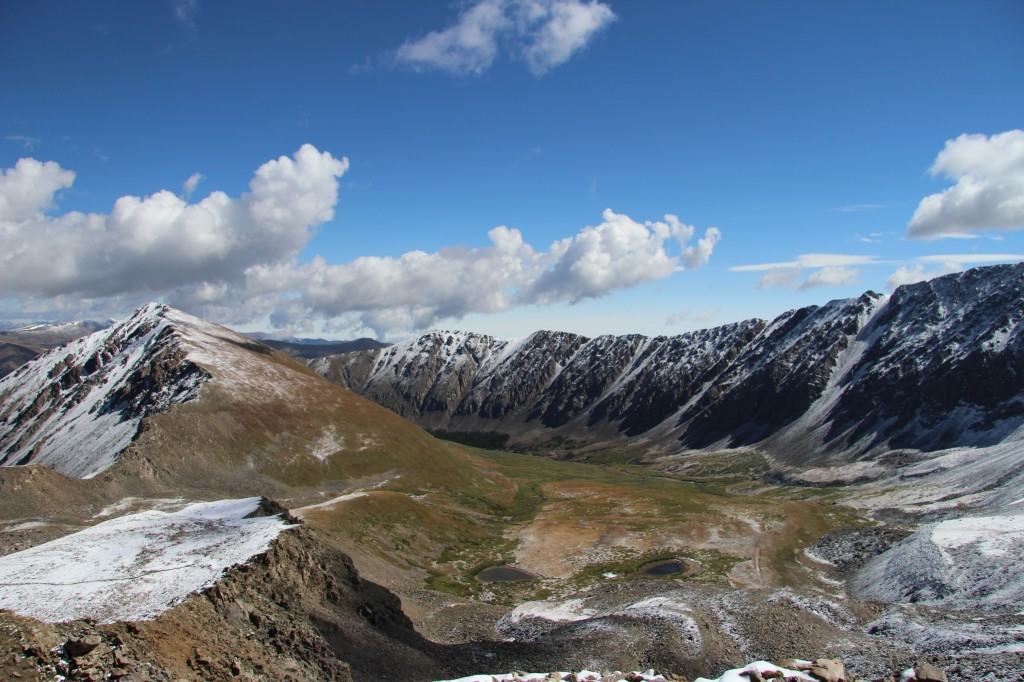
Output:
[{"xmin": 0, "ymin": 302, "xmax": 298, "ymax": 479}]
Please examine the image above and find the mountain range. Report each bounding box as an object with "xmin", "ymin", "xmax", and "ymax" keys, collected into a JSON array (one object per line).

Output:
[{"xmin": 313, "ymin": 263, "xmax": 1024, "ymax": 466}]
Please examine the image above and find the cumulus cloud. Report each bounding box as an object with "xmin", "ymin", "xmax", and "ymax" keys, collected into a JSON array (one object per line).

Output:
[
  {"xmin": 0, "ymin": 145, "xmax": 348, "ymax": 299},
  {"xmin": 0, "ymin": 158, "xmax": 75, "ymax": 223},
  {"xmin": 395, "ymin": 0, "xmax": 615, "ymax": 76},
  {"xmin": 522, "ymin": 210, "xmax": 711, "ymax": 303},
  {"xmin": 730, "ymin": 254, "xmax": 877, "ymax": 290},
  {"xmin": 260, "ymin": 209, "xmax": 719, "ymax": 334},
  {"xmin": 682, "ymin": 227, "xmax": 721, "ymax": 269},
  {"xmin": 0, "ymin": 150, "xmax": 717, "ymax": 337},
  {"xmin": 908, "ymin": 129, "xmax": 1024, "ymax": 238}
]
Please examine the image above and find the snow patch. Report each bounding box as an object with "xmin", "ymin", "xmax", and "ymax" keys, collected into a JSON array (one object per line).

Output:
[
  {"xmin": 930, "ymin": 513, "xmax": 1024, "ymax": 557},
  {"xmin": 694, "ymin": 661, "xmax": 814, "ymax": 682},
  {"xmin": 293, "ymin": 491, "xmax": 368, "ymax": 516},
  {"xmin": 439, "ymin": 671, "xmax": 668, "ymax": 682},
  {"xmin": 497, "ymin": 595, "xmax": 701, "ymax": 653},
  {"xmin": 308, "ymin": 425, "xmax": 344, "ymax": 462},
  {"xmin": 0, "ymin": 497, "xmax": 293, "ymax": 623}
]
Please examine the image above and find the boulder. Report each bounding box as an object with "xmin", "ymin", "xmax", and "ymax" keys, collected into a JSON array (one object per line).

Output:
[
  {"xmin": 64, "ymin": 634, "xmax": 102, "ymax": 657},
  {"xmin": 912, "ymin": 661, "xmax": 947, "ymax": 682},
  {"xmin": 808, "ymin": 659, "xmax": 845, "ymax": 682}
]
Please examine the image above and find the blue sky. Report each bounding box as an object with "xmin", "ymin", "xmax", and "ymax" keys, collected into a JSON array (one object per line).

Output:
[{"xmin": 1, "ymin": 1, "xmax": 1023, "ymax": 338}]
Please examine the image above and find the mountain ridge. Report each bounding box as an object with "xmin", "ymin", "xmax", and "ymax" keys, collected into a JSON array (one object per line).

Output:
[{"xmin": 312, "ymin": 263, "xmax": 1024, "ymax": 465}]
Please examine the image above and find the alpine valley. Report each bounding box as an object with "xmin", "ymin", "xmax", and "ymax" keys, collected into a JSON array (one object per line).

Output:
[{"xmin": 1, "ymin": 264, "xmax": 1023, "ymax": 681}]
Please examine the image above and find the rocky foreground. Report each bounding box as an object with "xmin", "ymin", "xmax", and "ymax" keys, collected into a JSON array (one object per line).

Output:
[{"xmin": 439, "ymin": 658, "xmax": 952, "ymax": 682}]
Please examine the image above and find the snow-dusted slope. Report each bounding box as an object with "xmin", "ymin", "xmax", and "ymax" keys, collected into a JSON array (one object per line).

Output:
[
  {"xmin": 0, "ymin": 304, "xmax": 208, "ymax": 477},
  {"xmin": 315, "ymin": 263, "xmax": 1024, "ymax": 461},
  {"xmin": 0, "ymin": 497, "xmax": 293, "ymax": 623},
  {"xmin": 0, "ymin": 303, "xmax": 307, "ymax": 478},
  {"xmin": 853, "ymin": 512, "xmax": 1024, "ymax": 612}
]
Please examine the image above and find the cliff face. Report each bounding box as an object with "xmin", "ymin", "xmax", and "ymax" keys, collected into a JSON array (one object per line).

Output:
[{"xmin": 313, "ymin": 264, "xmax": 1024, "ymax": 460}]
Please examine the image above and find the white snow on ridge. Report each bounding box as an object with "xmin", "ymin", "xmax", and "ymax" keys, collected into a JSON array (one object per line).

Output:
[
  {"xmin": 162, "ymin": 306, "xmax": 314, "ymax": 400},
  {"xmin": 0, "ymin": 497, "xmax": 293, "ymax": 623},
  {"xmin": 693, "ymin": 661, "xmax": 814, "ymax": 682},
  {"xmin": 439, "ymin": 672, "xmax": 668, "ymax": 682}
]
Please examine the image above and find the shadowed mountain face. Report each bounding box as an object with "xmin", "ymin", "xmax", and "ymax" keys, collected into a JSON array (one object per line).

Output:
[{"xmin": 312, "ymin": 263, "xmax": 1024, "ymax": 461}]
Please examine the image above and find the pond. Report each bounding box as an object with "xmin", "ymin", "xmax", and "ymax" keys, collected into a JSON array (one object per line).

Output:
[
  {"xmin": 639, "ymin": 559, "xmax": 688, "ymax": 577},
  {"xmin": 476, "ymin": 565, "xmax": 535, "ymax": 582}
]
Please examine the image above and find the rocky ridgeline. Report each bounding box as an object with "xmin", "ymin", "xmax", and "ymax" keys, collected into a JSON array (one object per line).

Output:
[{"xmin": 314, "ymin": 264, "xmax": 1024, "ymax": 461}]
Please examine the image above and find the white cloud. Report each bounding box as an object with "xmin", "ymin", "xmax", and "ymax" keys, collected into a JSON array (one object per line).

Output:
[
  {"xmin": 682, "ymin": 227, "xmax": 721, "ymax": 269},
  {"xmin": 0, "ymin": 151, "xmax": 716, "ymax": 338},
  {"xmin": 395, "ymin": 0, "xmax": 615, "ymax": 76},
  {"xmin": 729, "ymin": 253, "xmax": 879, "ymax": 272},
  {"xmin": 0, "ymin": 158, "xmax": 75, "ymax": 223},
  {"xmin": 756, "ymin": 266, "xmax": 802, "ymax": 289},
  {"xmin": 396, "ymin": 0, "xmax": 508, "ymax": 75},
  {"xmin": 908, "ymin": 129, "xmax": 1024, "ymax": 238},
  {"xmin": 520, "ymin": 0, "xmax": 616, "ymax": 74},
  {"xmin": 182, "ymin": 172, "xmax": 203, "ymax": 199},
  {"xmin": 0, "ymin": 145, "xmax": 348, "ymax": 299},
  {"xmin": 267, "ymin": 209, "xmax": 719, "ymax": 334},
  {"xmin": 731, "ymin": 254, "xmax": 876, "ymax": 290},
  {"xmin": 886, "ymin": 262, "xmax": 959, "ymax": 290},
  {"xmin": 885, "ymin": 253, "xmax": 1024, "ymax": 290},
  {"xmin": 800, "ymin": 265, "xmax": 859, "ymax": 290}
]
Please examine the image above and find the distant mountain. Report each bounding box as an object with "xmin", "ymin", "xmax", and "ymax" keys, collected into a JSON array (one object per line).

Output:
[
  {"xmin": 254, "ymin": 336, "xmax": 389, "ymax": 360},
  {"xmin": 0, "ymin": 319, "xmax": 112, "ymax": 377},
  {"xmin": 312, "ymin": 263, "xmax": 1024, "ymax": 465}
]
